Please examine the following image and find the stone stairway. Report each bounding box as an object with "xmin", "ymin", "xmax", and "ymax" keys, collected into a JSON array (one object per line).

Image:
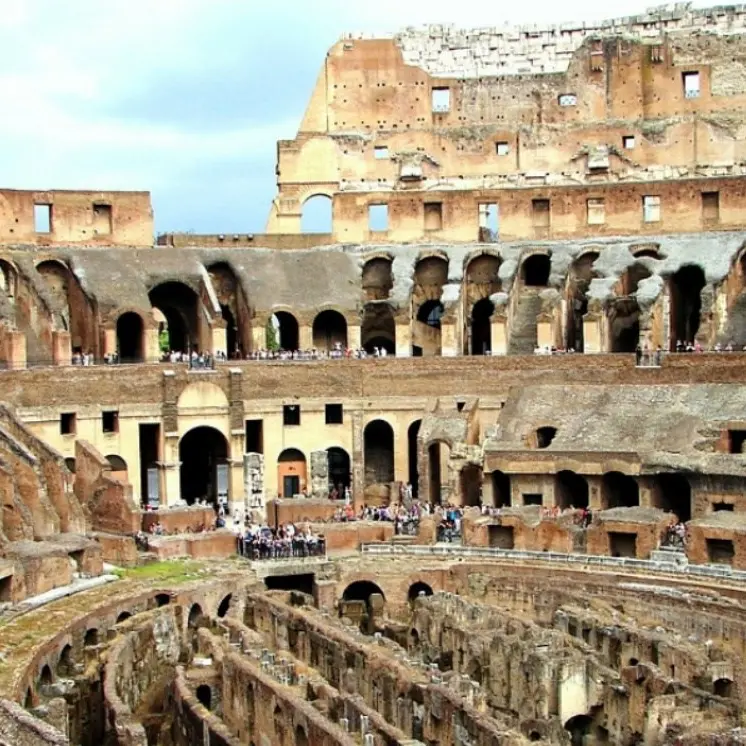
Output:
[
  {"xmin": 508, "ymin": 287, "xmax": 542, "ymax": 354},
  {"xmin": 649, "ymin": 546, "xmax": 688, "ymax": 567}
]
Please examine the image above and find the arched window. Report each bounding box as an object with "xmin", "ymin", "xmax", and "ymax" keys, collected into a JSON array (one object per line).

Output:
[
  {"xmin": 522, "ymin": 255, "xmax": 551, "ymax": 286},
  {"xmin": 116, "ymin": 312, "xmax": 145, "ymax": 362},
  {"xmin": 301, "ymin": 195, "xmax": 332, "ymax": 234},
  {"xmin": 312, "ymin": 310, "xmax": 348, "ymax": 351}
]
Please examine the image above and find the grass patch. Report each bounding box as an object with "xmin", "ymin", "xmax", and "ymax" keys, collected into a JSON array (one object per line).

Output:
[{"xmin": 113, "ymin": 560, "xmax": 206, "ymax": 583}]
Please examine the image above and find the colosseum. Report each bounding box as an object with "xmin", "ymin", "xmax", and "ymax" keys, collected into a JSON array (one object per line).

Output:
[{"xmin": 4, "ymin": 3, "xmax": 746, "ymax": 744}]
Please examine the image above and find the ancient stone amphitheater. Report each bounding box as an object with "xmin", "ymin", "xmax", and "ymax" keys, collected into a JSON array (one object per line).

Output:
[{"xmin": 4, "ymin": 3, "xmax": 746, "ymax": 744}]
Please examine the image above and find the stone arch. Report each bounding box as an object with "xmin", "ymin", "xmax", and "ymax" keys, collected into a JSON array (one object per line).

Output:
[
  {"xmin": 64, "ymin": 457, "xmax": 76, "ymax": 474},
  {"xmin": 312, "ymin": 309, "xmax": 348, "ymax": 351},
  {"xmin": 39, "ymin": 664, "xmax": 53, "ymax": 687},
  {"xmin": 412, "ymin": 255, "xmax": 448, "ymax": 356},
  {"xmin": 363, "ymin": 420, "xmax": 395, "ymax": 500},
  {"xmin": 602, "ymin": 472, "xmax": 639, "ymax": 509},
  {"xmin": 217, "ymin": 593, "xmax": 232, "ymax": 618},
  {"xmin": 294, "ymin": 725, "xmax": 309, "ymax": 746},
  {"xmin": 408, "ymin": 581, "xmax": 433, "ymax": 603},
  {"xmin": 105, "ymin": 455, "xmax": 128, "ymax": 482},
  {"xmin": 609, "ymin": 263, "xmax": 651, "ymax": 353},
  {"xmin": 179, "ymin": 426, "xmax": 230, "ymax": 505},
  {"xmin": 532, "ymin": 426, "xmax": 557, "ymax": 449},
  {"xmin": 84, "ymin": 628, "xmax": 99, "ymax": 646},
  {"xmin": 278, "ymin": 447, "xmax": 307, "ymax": 498},
  {"xmin": 565, "ymin": 714, "xmax": 593, "ymax": 746},
  {"xmin": 556, "ymin": 470, "xmax": 589, "ymax": 510},
  {"xmin": 207, "ymin": 261, "xmax": 252, "ymax": 358},
  {"xmin": 362, "ymin": 256, "xmax": 393, "ymax": 301},
  {"xmin": 116, "ymin": 611, "xmax": 132, "ymax": 624},
  {"xmin": 301, "ymin": 194, "xmax": 333, "ymax": 234},
  {"xmin": 196, "ymin": 684, "xmax": 212, "ymax": 710},
  {"xmin": 669, "ymin": 264, "xmax": 706, "ymax": 348},
  {"xmin": 187, "ymin": 603, "xmax": 204, "ymax": 628},
  {"xmin": 155, "ymin": 593, "xmax": 171, "ymax": 607},
  {"xmin": 327, "ymin": 446, "xmax": 351, "ymax": 493},
  {"xmin": 361, "ymin": 303, "xmax": 395, "ymax": 354},
  {"xmin": 407, "ymin": 419, "xmax": 422, "ymax": 498},
  {"xmin": 0, "ymin": 258, "xmax": 18, "ymax": 298},
  {"xmin": 148, "ymin": 280, "xmax": 200, "ymax": 354},
  {"xmin": 115, "ymin": 311, "xmax": 145, "ymax": 362},
  {"xmin": 270, "ymin": 310, "xmax": 299, "ymax": 351},
  {"xmin": 714, "ymin": 678, "xmax": 734, "ymax": 698},
  {"xmin": 565, "ymin": 251, "xmax": 599, "ymax": 352},
  {"xmin": 57, "ymin": 644, "xmax": 73, "ymax": 677},
  {"xmin": 470, "ymin": 297, "xmax": 495, "ymax": 355},
  {"xmin": 342, "ymin": 580, "xmax": 386, "ymax": 605},
  {"xmin": 521, "ymin": 253, "xmax": 551, "ymax": 287}
]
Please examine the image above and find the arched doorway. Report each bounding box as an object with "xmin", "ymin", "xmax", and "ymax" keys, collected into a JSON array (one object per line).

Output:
[
  {"xmin": 187, "ymin": 603, "xmax": 204, "ymax": 628},
  {"xmin": 179, "ymin": 427, "xmax": 229, "ymax": 505},
  {"xmin": 362, "ymin": 258, "xmax": 393, "ymax": 301},
  {"xmin": 556, "ymin": 470, "xmax": 589, "ymax": 509},
  {"xmin": 327, "ymin": 447, "xmax": 350, "ymax": 493},
  {"xmin": 408, "ymin": 420, "xmax": 421, "ymax": 498},
  {"xmin": 670, "ymin": 265, "xmax": 705, "ymax": 348},
  {"xmin": 116, "ymin": 312, "xmax": 144, "ymax": 362},
  {"xmin": 149, "ymin": 281, "xmax": 199, "ymax": 354},
  {"xmin": 522, "ymin": 255, "xmax": 551, "ymax": 287},
  {"xmin": 653, "ymin": 473, "xmax": 691, "ymax": 522},
  {"xmin": 361, "ymin": 303, "xmax": 395, "ymax": 354},
  {"xmin": 196, "ymin": 684, "xmax": 212, "ymax": 710},
  {"xmin": 602, "ymin": 472, "xmax": 639, "ymax": 509},
  {"xmin": 566, "ymin": 252, "xmax": 598, "ymax": 352},
  {"xmin": 412, "ymin": 256, "xmax": 448, "ymax": 356},
  {"xmin": 301, "ymin": 194, "xmax": 332, "ymax": 234},
  {"xmin": 470, "ymin": 298, "xmax": 494, "ymax": 355},
  {"xmin": 271, "ymin": 311, "xmax": 299, "ymax": 351},
  {"xmin": 408, "ymin": 581, "xmax": 433, "ymax": 604},
  {"xmin": 217, "ymin": 594, "xmax": 232, "ymax": 618},
  {"xmin": 278, "ymin": 448, "xmax": 307, "ymax": 498},
  {"xmin": 565, "ymin": 715, "xmax": 593, "ymax": 746},
  {"xmin": 312, "ymin": 310, "xmax": 348, "ymax": 351},
  {"xmin": 342, "ymin": 580, "xmax": 385, "ymax": 606},
  {"xmin": 363, "ymin": 420, "xmax": 395, "ymax": 499},
  {"xmin": 610, "ymin": 264, "xmax": 650, "ymax": 353}
]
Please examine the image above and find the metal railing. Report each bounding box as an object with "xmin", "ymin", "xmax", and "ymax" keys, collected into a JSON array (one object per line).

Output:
[{"xmin": 360, "ymin": 544, "xmax": 746, "ymax": 582}]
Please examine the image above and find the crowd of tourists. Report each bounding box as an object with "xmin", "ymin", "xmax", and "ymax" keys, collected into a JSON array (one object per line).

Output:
[
  {"xmin": 244, "ymin": 344, "xmax": 391, "ymax": 361},
  {"xmin": 234, "ymin": 520, "xmax": 325, "ymax": 560}
]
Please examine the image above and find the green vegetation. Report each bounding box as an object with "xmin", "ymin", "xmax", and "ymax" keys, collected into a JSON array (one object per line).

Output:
[
  {"xmin": 112, "ymin": 560, "xmax": 205, "ymax": 583},
  {"xmin": 158, "ymin": 329, "xmax": 170, "ymax": 353},
  {"xmin": 266, "ymin": 317, "xmax": 279, "ymax": 350}
]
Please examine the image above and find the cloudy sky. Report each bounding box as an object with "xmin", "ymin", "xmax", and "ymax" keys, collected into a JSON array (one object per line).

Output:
[{"xmin": 0, "ymin": 0, "xmax": 695, "ymax": 235}]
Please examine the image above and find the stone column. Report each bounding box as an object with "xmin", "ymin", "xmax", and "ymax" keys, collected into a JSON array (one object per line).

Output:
[
  {"xmin": 395, "ymin": 322, "xmax": 411, "ymax": 357},
  {"xmin": 351, "ymin": 411, "xmax": 365, "ymax": 509},
  {"xmin": 491, "ymin": 317, "xmax": 507, "ymax": 355},
  {"xmin": 299, "ymin": 324, "xmax": 313, "ymax": 351},
  {"xmin": 582, "ymin": 315, "xmax": 603, "ymax": 353},
  {"xmin": 244, "ymin": 453, "xmax": 265, "ymax": 513},
  {"xmin": 251, "ymin": 323, "xmax": 266, "ymax": 353},
  {"xmin": 536, "ymin": 320, "xmax": 553, "ymax": 350},
  {"xmin": 52, "ymin": 330, "xmax": 71, "ymax": 366},
  {"xmin": 310, "ymin": 450, "xmax": 329, "ymax": 498},
  {"xmin": 102, "ymin": 327, "xmax": 117, "ymax": 358},
  {"xmin": 212, "ymin": 323, "xmax": 228, "ymax": 357},
  {"xmin": 159, "ymin": 459, "xmax": 181, "ymax": 507},
  {"xmin": 347, "ymin": 324, "xmax": 361, "ymax": 351},
  {"xmin": 440, "ymin": 321, "xmax": 458, "ymax": 356},
  {"xmin": 144, "ymin": 327, "xmax": 160, "ymax": 363}
]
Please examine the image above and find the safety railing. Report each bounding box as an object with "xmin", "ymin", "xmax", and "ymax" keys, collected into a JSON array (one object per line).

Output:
[{"xmin": 360, "ymin": 544, "xmax": 746, "ymax": 582}]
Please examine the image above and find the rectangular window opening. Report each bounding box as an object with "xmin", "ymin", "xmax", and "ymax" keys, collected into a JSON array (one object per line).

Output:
[
  {"xmin": 558, "ymin": 93, "xmax": 577, "ymax": 107},
  {"xmin": 707, "ymin": 538, "xmax": 734, "ymax": 565},
  {"xmin": 643, "ymin": 195, "xmax": 661, "ymax": 223},
  {"xmin": 587, "ymin": 198, "xmax": 606, "ymax": 225},
  {"xmin": 488, "ymin": 525, "xmax": 515, "ymax": 549},
  {"xmin": 424, "ymin": 202, "xmax": 443, "ymax": 231},
  {"xmin": 245, "ymin": 419, "xmax": 264, "ymax": 453},
  {"xmin": 92, "ymin": 203, "xmax": 113, "ymax": 235},
  {"xmin": 683, "ymin": 71, "xmax": 700, "ymax": 99},
  {"xmin": 325, "ymin": 403, "xmax": 343, "ymax": 425},
  {"xmin": 702, "ymin": 191, "xmax": 720, "ymax": 222},
  {"xmin": 283, "ymin": 404, "xmax": 301, "ymax": 427},
  {"xmin": 373, "ymin": 146, "xmax": 389, "ymax": 160},
  {"xmin": 102, "ymin": 410, "xmax": 119, "ymax": 434},
  {"xmin": 60, "ymin": 412, "xmax": 77, "ymax": 436},
  {"xmin": 622, "ymin": 135, "xmax": 636, "ymax": 149},
  {"xmin": 728, "ymin": 429, "xmax": 746, "ymax": 454},
  {"xmin": 713, "ymin": 502, "xmax": 735, "ymax": 512},
  {"xmin": 478, "ymin": 203, "xmax": 499, "ymax": 242},
  {"xmin": 495, "ymin": 141, "xmax": 510, "ymax": 156},
  {"xmin": 523, "ymin": 493, "xmax": 543, "ymax": 506},
  {"xmin": 34, "ymin": 204, "xmax": 52, "ymax": 234},
  {"xmin": 368, "ymin": 204, "xmax": 389, "ymax": 233},
  {"xmin": 610, "ymin": 531, "xmax": 637, "ymax": 558},
  {"xmin": 532, "ymin": 199, "xmax": 551, "ymax": 228},
  {"xmin": 431, "ymin": 87, "xmax": 451, "ymax": 113}
]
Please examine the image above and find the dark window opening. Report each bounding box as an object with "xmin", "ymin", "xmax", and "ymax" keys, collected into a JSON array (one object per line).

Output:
[
  {"xmin": 670, "ymin": 265, "xmax": 705, "ymax": 348},
  {"xmin": 179, "ymin": 427, "xmax": 229, "ymax": 507},
  {"xmin": 492, "ymin": 470, "xmax": 511, "ymax": 508},
  {"xmin": 702, "ymin": 191, "xmax": 720, "ymax": 222},
  {"xmin": 654, "ymin": 473, "xmax": 691, "ymax": 522},
  {"xmin": 265, "ymin": 573, "xmax": 315, "ymax": 595},
  {"xmin": 728, "ymin": 430, "xmax": 746, "ymax": 454},
  {"xmin": 424, "ymin": 202, "xmax": 443, "ymax": 231},
  {"xmin": 196, "ymin": 685, "xmax": 212, "ymax": 710},
  {"xmin": 417, "ymin": 299, "xmax": 444, "ymax": 329},
  {"xmin": 245, "ymin": 419, "xmax": 264, "ymax": 453},
  {"xmin": 488, "ymin": 525, "xmax": 515, "ymax": 548},
  {"xmin": 116, "ymin": 312, "xmax": 144, "ymax": 362},
  {"xmin": 707, "ymin": 538, "xmax": 735, "ymax": 565},
  {"xmin": 407, "ymin": 420, "xmax": 421, "ymax": 498},
  {"xmin": 84, "ymin": 628, "xmax": 99, "ymax": 647},
  {"xmin": 535, "ymin": 426, "xmax": 557, "ymax": 449},
  {"xmin": 470, "ymin": 298, "xmax": 494, "ymax": 355},
  {"xmin": 64, "ymin": 457, "xmax": 76, "ymax": 474},
  {"xmin": 283, "ymin": 405, "xmax": 300, "ymax": 427},
  {"xmin": 155, "ymin": 593, "xmax": 170, "ymax": 607},
  {"xmin": 327, "ymin": 447, "xmax": 351, "ymax": 492},
  {"xmin": 556, "ymin": 470, "xmax": 589, "ymax": 510},
  {"xmin": 271, "ymin": 312, "xmax": 299, "ymax": 352},
  {"xmin": 610, "ymin": 532, "xmax": 637, "ymax": 558},
  {"xmin": 602, "ymin": 472, "xmax": 640, "ymax": 508},
  {"xmin": 523, "ymin": 494, "xmax": 543, "ymax": 506},
  {"xmin": 116, "ymin": 611, "xmax": 131, "ymax": 624},
  {"xmin": 325, "ymin": 404, "xmax": 343, "ymax": 425},
  {"xmin": 408, "ymin": 581, "xmax": 434, "ymax": 603},
  {"xmin": 713, "ymin": 502, "xmax": 734, "ymax": 512},
  {"xmin": 102, "ymin": 410, "xmax": 119, "ymax": 434},
  {"xmin": 522, "ymin": 254, "xmax": 551, "ymax": 286},
  {"xmin": 60, "ymin": 412, "xmax": 76, "ymax": 435},
  {"xmin": 714, "ymin": 678, "xmax": 734, "ymax": 698},
  {"xmin": 217, "ymin": 594, "xmax": 232, "ymax": 618},
  {"xmin": 139, "ymin": 423, "xmax": 160, "ymax": 509}
]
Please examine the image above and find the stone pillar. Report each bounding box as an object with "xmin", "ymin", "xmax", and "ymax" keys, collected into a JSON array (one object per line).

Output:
[
  {"xmin": 244, "ymin": 452, "xmax": 265, "ymax": 508},
  {"xmin": 491, "ymin": 317, "xmax": 507, "ymax": 355},
  {"xmin": 145, "ymin": 327, "xmax": 160, "ymax": 363},
  {"xmin": 212, "ymin": 324, "xmax": 228, "ymax": 357},
  {"xmin": 102, "ymin": 327, "xmax": 117, "ymax": 358},
  {"xmin": 587, "ymin": 476, "xmax": 603, "ymax": 511},
  {"xmin": 52, "ymin": 330, "xmax": 71, "ymax": 366},
  {"xmin": 299, "ymin": 324, "xmax": 313, "ymax": 351},
  {"xmin": 351, "ymin": 411, "xmax": 365, "ymax": 510},
  {"xmin": 582, "ymin": 315, "xmax": 603, "ymax": 353},
  {"xmin": 310, "ymin": 450, "xmax": 329, "ymax": 498},
  {"xmin": 159, "ymin": 460, "xmax": 181, "ymax": 507},
  {"xmin": 395, "ymin": 322, "xmax": 411, "ymax": 357},
  {"xmin": 3, "ymin": 329, "xmax": 26, "ymax": 369},
  {"xmin": 536, "ymin": 320, "xmax": 553, "ymax": 350},
  {"xmin": 347, "ymin": 324, "xmax": 361, "ymax": 351},
  {"xmin": 440, "ymin": 321, "xmax": 458, "ymax": 356}
]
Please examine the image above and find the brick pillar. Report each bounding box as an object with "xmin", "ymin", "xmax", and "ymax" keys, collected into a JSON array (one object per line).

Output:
[
  {"xmin": 491, "ymin": 317, "xmax": 507, "ymax": 355},
  {"xmin": 145, "ymin": 327, "xmax": 160, "ymax": 363},
  {"xmin": 347, "ymin": 323, "xmax": 361, "ymax": 351},
  {"xmin": 4, "ymin": 330, "xmax": 26, "ymax": 369},
  {"xmin": 211, "ymin": 323, "xmax": 227, "ymax": 357},
  {"xmin": 440, "ymin": 321, "xmax": 458, "ymax": 356},
  {"xmin": 299, "ymin": 324, "xmax": 313, "ymax": 351},
  {"xmin": 582, "ymin": 315, "xmax": 603, "ymax": 353},
  {"xmin": 52, "ymin": 330, "xmax": 71, "ymax": 366},
  {"xmin": 102, "ymin": 327, "xmax": 117, "ymax": 358},
  {"xmin": 395, "ymin": 321, "xmax": 411, "ymax": 357}
]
